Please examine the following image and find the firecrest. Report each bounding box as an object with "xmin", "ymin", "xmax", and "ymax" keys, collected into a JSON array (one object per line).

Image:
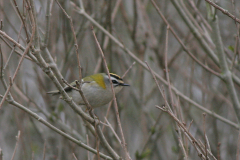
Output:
[{"xmin": 47, "ymin": 73, "xmax": 129, "ymax": 108}]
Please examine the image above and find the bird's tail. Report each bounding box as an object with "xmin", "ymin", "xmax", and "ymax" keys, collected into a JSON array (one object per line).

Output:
[{"xmin": 46, "ymin": 90, "xmax": 60, "ymax": 96}]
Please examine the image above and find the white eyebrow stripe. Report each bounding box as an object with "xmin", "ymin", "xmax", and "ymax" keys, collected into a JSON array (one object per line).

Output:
[
  {"xmin": 110, "ymin": 77, "xmax": 117, "ymax": 80},
  {"xmin": 110, "ymin": 77, "xmax": 124, "ymax": 84}
]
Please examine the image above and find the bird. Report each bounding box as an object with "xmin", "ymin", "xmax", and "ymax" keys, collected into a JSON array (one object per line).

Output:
[{"xmin": 47, "ymin": 73, "xmax": 129, "ymax": 108}]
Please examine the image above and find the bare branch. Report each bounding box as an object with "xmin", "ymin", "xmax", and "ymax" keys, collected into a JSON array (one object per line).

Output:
[{"xmin": 205, "ymin": 0, "xmax": 240, "ymax": 24}]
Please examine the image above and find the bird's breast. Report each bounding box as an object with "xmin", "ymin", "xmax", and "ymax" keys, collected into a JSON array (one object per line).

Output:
[{"xmin": 71, "ymin": 82, "xmax": 114, "ymax": 108}]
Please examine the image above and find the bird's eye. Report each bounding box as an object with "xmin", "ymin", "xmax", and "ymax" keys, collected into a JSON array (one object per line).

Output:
[{"xmin": 112, "ymin": 80, "xmax": 118, "ymax": 84}]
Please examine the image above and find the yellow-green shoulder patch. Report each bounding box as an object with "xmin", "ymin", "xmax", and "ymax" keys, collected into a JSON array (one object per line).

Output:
[{"xmin": 89, "ymin": 73, "xmax": 106, "ymax": 89}]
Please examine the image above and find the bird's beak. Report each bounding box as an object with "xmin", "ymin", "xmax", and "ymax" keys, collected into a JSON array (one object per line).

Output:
[{"xmin": 120, "ymin": 83, "xmax": 130, "ymax": 86}]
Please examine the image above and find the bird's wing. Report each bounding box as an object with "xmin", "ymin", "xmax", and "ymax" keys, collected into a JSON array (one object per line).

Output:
[{"xmin": 63, "ymin": 81, "xmax": 78, "ymax": 92}]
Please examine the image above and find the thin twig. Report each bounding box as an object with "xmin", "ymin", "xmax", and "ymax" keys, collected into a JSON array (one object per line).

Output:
[
  {"xmin": 0, "ymin": 78, "xmax": 12, "ymax": 108},
  {"xmin": 122, "ymin": 61, "xmax": 135, "ymax": 78},
  {"xmin": 164, "ymin": 26, "xmax": 175, "ymax": 111},
  {"xmin": 187, "ymin": 0, "xmax": 212, "ymax": 31},
  {"xmin": 73, "ymin": 153, "xmax": 78, "ymax": 160},
  {"xmin": 0, "ymin": 35, "xmax": 33, "ymax": 61},
  {"xmin": 3, "ymin": 46, "xmax": 15, "ymax": 70},
  {"xmin": 12, "ymin": 0, "xmax": 30, "ymax": 42},
  {"xmin": 42, "ymin": 140, "xmax": 46, "ymax": 160},
  {"xmin": 202, "ymin": 113, "xmax": 208, "ymax": 159},
  {"xmin": 91, "ymin": 27, "xmax": 131, "ymax": 160},
  {"xmin": 101, "ymin": 101, "xmax": 113, "ymax": 132},
  {"xmin": 198, "ymin": 140, "xmax": 216, "ymax": 160},
  {"xmin": 62, "ymin": 79, "xmax": 80, "ymax": 92},
  {"xmin": 140, "ymin": 112, "xmax": 162, "ymax": 155},
  {"xmin": 230, "ymin": 36, "xmax": 238, "ymax": 71},
  {"xmin": 111, "ymin": 0, "xmax": 122, "ymax": 22},
  {"xmin": 11, "ymin": 131, "xmax": 21, "ymax": 160},
  {"xmin": 104, "ymin": 117, "xmax": 122, "ymax": 145},
  {"xmin": 87, "ymin": 134, "xmax": 90, "ymax": 160},
  {"xmin": 156, "ymin": 105, "xmax": 207, "ymax": 159},
  {"xmin": 0, "ymin": 44, "xmax": 3, "ymax": 79},
  {"xmin": 0, "ymin": 30, "xmax": 25, "ymax": 50},
  {"xmin": 96, "ymin": 128, "xmax": 100, "ymax": 160},
  {"xmin": 42, "ymin": 0, "xmax": 53, "ymax": 48},
  {"xmin": 145, "ymin": 61, "xmax": 173, "ymax": 113},
  {"xmin": 179, "ymin": 138, "xmax": 188, "ymax": 160}
]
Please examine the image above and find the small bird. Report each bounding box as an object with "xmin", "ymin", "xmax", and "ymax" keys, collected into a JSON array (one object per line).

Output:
[{"xmin": 47, "ymin": 73, "xmax": 129, "ymax": 108}]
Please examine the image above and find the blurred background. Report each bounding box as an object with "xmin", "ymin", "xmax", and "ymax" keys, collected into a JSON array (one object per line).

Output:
[{"xmin": 1, "ymin": 0, "xmax": 240, "ymax": 159}]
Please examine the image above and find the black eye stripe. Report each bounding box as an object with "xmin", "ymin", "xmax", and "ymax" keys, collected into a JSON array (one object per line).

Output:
[{"xmin": 112, "ymin": 80, "xmax": 118, "ymax": 84}]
